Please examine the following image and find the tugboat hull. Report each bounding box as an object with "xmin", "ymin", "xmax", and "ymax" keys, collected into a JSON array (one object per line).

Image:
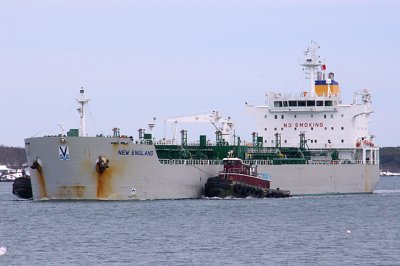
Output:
[{"xmin": 205, "ymin": 176, "xmax": 290, "ymax": 198}]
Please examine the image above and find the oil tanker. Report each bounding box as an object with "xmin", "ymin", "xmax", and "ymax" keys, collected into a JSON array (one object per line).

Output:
[{"xmin": 24, "ymin": 42, "xmax": 379, "ymax": 200}]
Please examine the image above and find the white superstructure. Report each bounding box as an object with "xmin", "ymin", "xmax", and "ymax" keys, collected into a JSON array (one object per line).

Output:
[{"xmin": 247, "ymin": 41, "xmax": 378, "ymax": 164}]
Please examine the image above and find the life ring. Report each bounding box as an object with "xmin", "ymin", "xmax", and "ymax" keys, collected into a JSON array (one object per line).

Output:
[{"xmin": 362, "ymin": 140, "xmax": 374, "ymax": 147}]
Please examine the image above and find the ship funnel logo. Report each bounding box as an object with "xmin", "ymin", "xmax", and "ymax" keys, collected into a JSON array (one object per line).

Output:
[{"xmin": 59, "ymin": 146, "xmax": 70, "ymax": 160}]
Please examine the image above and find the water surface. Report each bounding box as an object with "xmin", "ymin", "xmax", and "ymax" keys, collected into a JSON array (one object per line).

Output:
[{"xmin": 0, "ymin": 176, "xmax": 399, "ymax": 265}]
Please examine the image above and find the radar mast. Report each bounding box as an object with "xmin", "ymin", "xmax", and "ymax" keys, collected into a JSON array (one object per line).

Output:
[
  {"xmin": 76, "ymin": 88, "xmax": 90, "ymax": 136},
  {"xmin": 300, "ymin": 41, "xmax": 323, "ymax": 96}
]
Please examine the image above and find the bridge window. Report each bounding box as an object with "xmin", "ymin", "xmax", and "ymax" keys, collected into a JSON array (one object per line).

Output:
[
  {"xmin": 317, "ymin": 101, "xmax": 323, "ymax": 106},
  {"xmin": 274, "ymin": 101, "xmax": 283, "ymax": 107},
  {"xmin": 283, "ymin": 101, "xmax": 288, "ymax": 107},
  {"xmin": 307, "ymin": 101, "xmax": 315, "ymax": 106},
  {"xmin": 325, "ymin": 101, "xmax": 333, "ymax": 106},
  {"xmin": 298, "ymin": 101, "xmax": 306, "ymax": 107},
  {"xmin": 289, "ymin": 101, "xmax": 297, "ymax": 107}
]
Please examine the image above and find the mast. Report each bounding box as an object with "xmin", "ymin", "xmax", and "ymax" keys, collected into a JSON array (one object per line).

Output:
[
  {"xmin": 300, "ymin": 41, "xmax": 323, "ymax": 96},
  {"xmin": 76, "ymin": 88, "xmax": 90, "ymax": 136}
]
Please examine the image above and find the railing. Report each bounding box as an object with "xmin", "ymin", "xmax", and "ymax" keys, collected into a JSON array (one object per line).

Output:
[
  {"xmin": 221, "ymin": 169, "xmax": 241, "ymax": 174},
  {"xmin": 154, "ymin": 140, "xmax": 252, "ymax": 147},
  {"xmin": 247, "ymin": 148, "xmax": 279, "ymax": 154},
  {"xmin": 308, "ymin": 159, "xmax": 379, "ymax": 165},
  {"xmin": 159, "ymin": 158, "xmax": 379, "ymax": 166},
  {"xmin": 159, "ymin": 159, "xmax": 224, "ymax": 165},
  {"xmin": 243, "ymin": 160, "xmax": 272, "ymax": 165}
]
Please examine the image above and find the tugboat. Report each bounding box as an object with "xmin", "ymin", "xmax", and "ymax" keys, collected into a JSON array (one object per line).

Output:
[{"xmin": 204, "ymin": 158, "xmax": 290, "ymax": 198}]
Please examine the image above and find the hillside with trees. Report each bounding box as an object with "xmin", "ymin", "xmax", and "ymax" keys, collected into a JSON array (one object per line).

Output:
[
  {"xmin": 380, "ymin": 147, "xmax": 400, "ymax": 173},
  {"xmin": 0, "ymin": 146, "xmax": 27, "ymax": 168},
  {"xmin": 0, "ymin": 145, "xmax": 399, "ymax": 172}
]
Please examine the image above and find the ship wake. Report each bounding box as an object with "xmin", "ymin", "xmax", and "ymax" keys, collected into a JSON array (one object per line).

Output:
[{"xmin": 374, "ymin": 189, "xmax": 400, "ymax": 194}]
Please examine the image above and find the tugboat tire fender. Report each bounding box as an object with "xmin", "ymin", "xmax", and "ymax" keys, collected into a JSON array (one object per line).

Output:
[
  {"xmin": 256, "ymin": 189, "xmax": 264, "ymax": 198},
  {"xmin": 244, "ymin": 185, "xmax": 253, "ymax": 196},
  {"xmin": 234, "ymin": 184, "xmax": 244, "ymax": 194}
]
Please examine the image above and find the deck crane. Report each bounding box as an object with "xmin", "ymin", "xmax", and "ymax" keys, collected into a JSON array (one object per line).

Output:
[{"xmin": 164, "ymin": 111, "xmax": 235, "ymax": 145}]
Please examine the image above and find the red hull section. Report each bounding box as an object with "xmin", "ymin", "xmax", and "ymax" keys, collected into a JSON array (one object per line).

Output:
[
  {"xmin": 219, "ymin": 173, "xmax": 270, "ymax": 189},
  {"xmin": 219, "ymin": 158, "xmax": 270, "ymax": 189}
]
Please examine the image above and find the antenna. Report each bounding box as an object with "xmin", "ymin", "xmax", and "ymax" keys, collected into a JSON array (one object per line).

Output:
[{"xmin": 58, "ymin": 123, "xmax": 65, "ymax": 135}]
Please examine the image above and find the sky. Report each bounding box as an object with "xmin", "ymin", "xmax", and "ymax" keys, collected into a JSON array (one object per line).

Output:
[{"xmin": 1, "ymin": 0, "xmax": 399, "ymax": 147}]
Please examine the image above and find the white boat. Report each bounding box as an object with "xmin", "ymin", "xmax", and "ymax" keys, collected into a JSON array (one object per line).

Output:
[
  {"xmin": 380, "ymin": 171, "xmax": 400, "ymax": 176},
  {"xmin": 24, "ymin": 42, "xmax": 379, "ymax": 200}
]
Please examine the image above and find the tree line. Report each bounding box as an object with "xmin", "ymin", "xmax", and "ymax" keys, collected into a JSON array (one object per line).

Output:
[
  {"xmin": 380, "ymin": 147, "xmax": 400, "ymax": 172},
  {"xmin": 0, "ymin": 145, "xmax": 27, "ymax": 168}
]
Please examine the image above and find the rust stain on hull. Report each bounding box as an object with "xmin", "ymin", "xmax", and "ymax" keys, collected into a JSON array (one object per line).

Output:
[
  {"xmin": 36, "ymin": 166, "xmax": 48, "ymax": 199},
  {"xmin": 81, "ymin": 149, "xmax": 127, "ymax": 199},
  {"xmin": 96, "ymin": 169, "xmax": 112, "ymax": 198},
  {"xmin": 95, "ymin": 159, "xmax": 127, "ymax": 199}
]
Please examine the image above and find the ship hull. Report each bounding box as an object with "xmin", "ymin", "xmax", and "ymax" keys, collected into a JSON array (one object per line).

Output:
[{"xmin": 25, "ymin": 137, "xmax": 380, "ymax": 200}]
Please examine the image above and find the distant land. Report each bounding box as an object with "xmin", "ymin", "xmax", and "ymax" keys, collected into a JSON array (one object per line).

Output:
[
  {"xmin": 0, "ymin": 145, "xmax": 399, "ymax": 172},
  {"xmin": 379, "ymin": 147, "xmax": 400, "ymax": 173},
  {"xmin": 0, "ymin": 145, "xmax": 27, "ymax": 168}
]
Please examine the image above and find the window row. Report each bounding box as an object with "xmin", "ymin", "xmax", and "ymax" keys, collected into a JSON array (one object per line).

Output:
[
  {"xmin": 273, "ymin": 100, "xmax": 334, "ymax": 108},
  {"xmin": 268, "ymin": 114, "xmax": 344, "ymax": 119},
  {"xmin": 265, "ymin": 127, "xmax": 345, "ymax": 131}
]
